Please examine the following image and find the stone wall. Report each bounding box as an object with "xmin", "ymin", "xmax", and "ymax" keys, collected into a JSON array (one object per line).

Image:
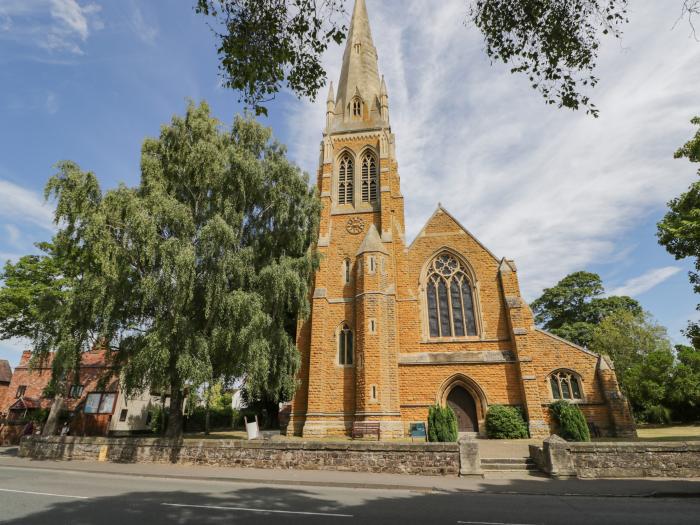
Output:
[
  {"xmin": 530, "ymin": 435, "xmax": 700, "ymax": 478},
  {"xmin": 20, "ymin": 436, "xmax": 462, "ymax": 476}
]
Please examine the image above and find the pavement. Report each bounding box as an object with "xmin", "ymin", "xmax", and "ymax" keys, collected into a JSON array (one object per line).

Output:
[
  {"xmin": 1, "ymin": 446, "xmax": 699, "ymax": 498},
  {"xmin": 1, "ymin": 458, "xmax": 700, "ymax": 525}
]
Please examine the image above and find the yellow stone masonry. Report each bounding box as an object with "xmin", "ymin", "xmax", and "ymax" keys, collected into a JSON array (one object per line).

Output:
[{"xmin": 286, "ymin": 0, "xmax": 636, "ymax": 440}]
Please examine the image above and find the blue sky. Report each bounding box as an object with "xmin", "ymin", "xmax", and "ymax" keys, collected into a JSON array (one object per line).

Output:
[{"xmin": 1, "ymin": 0, "xmax": 699, "ymax": 368}]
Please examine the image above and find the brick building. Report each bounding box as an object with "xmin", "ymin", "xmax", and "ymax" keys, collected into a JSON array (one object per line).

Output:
[
  {"xmin": 1, "ymin": 350, "xmax": 161, "ymax": 440},
  {"xmin": 285, "ymin": 0, "xmax": 636, "ymax": 439},
  {"xmin": 0, "ymin": 360, "xmax": 11, "ymax": 414}
]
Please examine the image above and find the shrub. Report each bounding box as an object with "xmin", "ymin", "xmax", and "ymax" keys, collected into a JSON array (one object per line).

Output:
[
  {"xmin": 427, "ymin": 404, "xmax": 458, "ymax": 442},
  {"xmin": 549, "ymin": 400, "xmax": 591, "ymax": 442},
  {"xmin": 642, "ymin": 404, "xmax": 671, "ymax": 425},
  {"xmin": 485, "ymin": 405, "xmax": 529, "ymax": 439}
]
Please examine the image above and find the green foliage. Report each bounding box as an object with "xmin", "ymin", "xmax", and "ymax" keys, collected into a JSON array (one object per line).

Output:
[
  {"xmin": 6, "ymin": 101, "xmax": 320, "ymax": 438},
  {"xmin": 642, "ymin": 405, "xmax": 671, "ymax": 425},
  {"xmin": 195, "ymin": 0, "xmax": 347, "ymax": 116},
  {"xmin": 549, "ymin": 400, "xmax": 591, "ymax": 442},
  {"xmin": 530, "ymin": 271, "xmax": 642, "ymax": 347},
  {"xmin": 149, "ymin": 404, "xmax": 168, "ymax": 435},
  {"xmin": 186, "ymin": 405, "xmax": 235, "ymax": 432},
  {"xmin": 658, "ymin": 116, "xmax": 700, "ymax": 344},
  {"xmin": 589, "ymin": 310, "xmax": 674, "ymax": 419},
  {"xmin": 427, "ymin": 404, "xmax": 458, "ymax": 442},
  {"xmin": 469, "ymin": 0, "xmax": 629, "ymax": 117},
  {"xmin": 668, "ymin": 345, "xmax": 700, "ymax": 421},
  {"xmin": 28, "ymin": 408, "xmax": 50, "ymax": 425},
  {"xmin": 485, "ymin": 405, "xmax": 529, "ymax": 439}
]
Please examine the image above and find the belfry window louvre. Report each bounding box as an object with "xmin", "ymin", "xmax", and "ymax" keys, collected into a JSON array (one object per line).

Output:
[
  {"xmin": 352, "ymin": 97, "xmax": 362, "ymax": 117},
  {"xmin": 338, "ymin": 324, "xmax": 354, "ymax": 365},
  {"xmin": 338, "ymin": 154, "xmax": 354, "ymax": 205},
  {"xmin": 426, "ymin": 253, "xmax": 477, "ymax": 338},
  {"xmin": 361, "ymin": 153, "xmax": 378, "ymax": 203},
  {"xmin": 550, "ymin": 370, "xmax": 583, "ymax": 400}
]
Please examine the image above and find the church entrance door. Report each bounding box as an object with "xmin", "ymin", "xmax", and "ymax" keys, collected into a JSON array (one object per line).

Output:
[{"xmin": 447, "ymin": 386, "xmax": 478, "ymax": 433}]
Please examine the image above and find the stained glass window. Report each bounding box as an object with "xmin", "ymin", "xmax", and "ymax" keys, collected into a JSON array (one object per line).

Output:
[{"xmin": 425, "ymin": 253, "xmax": 478, "ymax": 338}]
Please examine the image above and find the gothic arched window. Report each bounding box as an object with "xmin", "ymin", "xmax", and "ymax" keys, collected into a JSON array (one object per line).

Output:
[
  {"xmin": 338, "ymin": 323, "xmax": 353, "ymax": 365},
  {"xmin": 361, "ymin": 152, "xmax": 378, "ymax": 203},
  {"xmin": 352, "ymin": 97, "xmax": 362, "ymax": 118},
  {"xmin": 550, "ymin": 370, "xmax": 583, "ymax": 400},
  {"xmin": 338, "ymin": 154, "xmax": 354, "ymax": 205},
  {"xmin": 343, "ymin": 258, "xmax": 352, "ymax": 284},
  {"xmin": 425, "ymin": 253, "xmax": 478, "ymax": 338}
]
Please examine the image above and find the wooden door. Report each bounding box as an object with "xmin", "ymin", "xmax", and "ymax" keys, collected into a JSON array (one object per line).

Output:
[{"xmin": 447, "ymin": 386, "xmax": 478, "ymax": 432}]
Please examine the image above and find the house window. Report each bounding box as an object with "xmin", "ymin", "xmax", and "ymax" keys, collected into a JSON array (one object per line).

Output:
[
  {"xmin": 343, "ymin": 258, "xmax": 352, "ymax": 284},
  {"xmin": 69, "ymin": 385, "xmax": 84, "ymax": 398},
  {"xmin": 338, "ymin": 323, "xmax": 354, "ymax": 366},
  {"xmin": 361, "ymin": 153, "xmax": 378, "ymax": 203},
  {"xmin": 15, "ymin": 385, "xmax": 26, "ymax": 398},
  {"xmin": 550, "ymin": 371, "xmax": 583, "ymax": 400},
  {"xmin": 119, "ymin": 409, "xmax": 128, "ymax": 422},
  {"xmin": 338, "ymin": 154, "xmax": 354, "ymax": 205},
  {"xmin": 84, "ymin": 392, "xmax": 117, "ymax": 414},
  {"xmin": 426, "ymin": 253, "xmax": 478, "ymax": 338}
]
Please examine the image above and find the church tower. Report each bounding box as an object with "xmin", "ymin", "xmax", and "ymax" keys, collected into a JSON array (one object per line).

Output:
[{"xmin": 289, "ymin": 0, "xmax": 405, "ymax": 438}]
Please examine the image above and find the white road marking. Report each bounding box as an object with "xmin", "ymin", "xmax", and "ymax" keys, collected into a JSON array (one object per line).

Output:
[
  {"xmin": 162, "ymin": 502, "xmax": 353, "ymax": 518},
  {"xmin": 457, "ymin": 521, "xmax": 539, "ymax": 525},
  {"xmin": 0, "ymin": 488, "xmax": 88, "ymax": 500}
]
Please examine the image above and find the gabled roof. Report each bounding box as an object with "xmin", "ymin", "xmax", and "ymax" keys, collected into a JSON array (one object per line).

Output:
[
  {"xmin": 408, "ymin": 204, "xmax": 501, "ymax": 263},
  {"xmin": 0, "ymin": 360, "xmax": 11, "ymax": 383}
]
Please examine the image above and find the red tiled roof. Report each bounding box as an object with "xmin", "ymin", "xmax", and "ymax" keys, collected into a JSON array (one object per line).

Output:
[
  {"xmin": 0, "ymin": 360, "xmax": 11, "ymax": 383},
  {"xmin": 9, "ymin": 397, "xmax": 50, "ymax": 411},
  {"xmin": 16, "ymin": 349, "xmax": 115, "ymax": 370}
]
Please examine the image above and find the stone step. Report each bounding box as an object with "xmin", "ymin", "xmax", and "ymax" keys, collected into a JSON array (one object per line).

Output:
[
  {"xmin": 481, "ymin": 463, "xmax": 539, "ymax": 471},
  {"xmin": 480, "ymin": 457, "xmax": 538, "ymax": 471},
  {"xmin": 481, "ymin": 457, "xmax": 534, "ymax": 465}
]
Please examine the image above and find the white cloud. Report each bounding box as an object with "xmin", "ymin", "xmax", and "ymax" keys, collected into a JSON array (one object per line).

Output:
[
  {"xmin": 0, "ymin": 0, "xmax": 102, "ymax": 55},
  {"xmin": 608, "ymin": 266, "xmax": 683, "ymax": 297},
  {"xmin": 3, "ymin": 224, "xmax": 21, "ymax": 245},
  {"xmin": 130, "ymin": 6, "xmax": 158, "ymax": 44},
  {"xmin": 46, "ymin": 91, "xmax": 59, "ymax": 114},
  {"xmin": 285, "ymin": 0, "xmax": 700, "ymax": 300},
  {"xmin": 0, "ymin": 179, "xmax": 54, "ymax": 232}
]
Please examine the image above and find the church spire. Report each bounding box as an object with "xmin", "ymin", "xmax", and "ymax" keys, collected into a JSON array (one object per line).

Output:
[{"xmin": 334, "ymin": 0, "xmax": 383, "ymax": 126}]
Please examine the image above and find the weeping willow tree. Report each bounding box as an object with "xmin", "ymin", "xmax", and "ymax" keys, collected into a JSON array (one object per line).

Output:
[{"xmin": 40, "ymin": 101, "xmax": 319, "ymax": 437}]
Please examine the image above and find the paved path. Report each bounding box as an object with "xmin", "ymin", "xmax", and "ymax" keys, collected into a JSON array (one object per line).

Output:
[{"xmin": 1, "ymin": 463, "xmax": 699, "ymax": 524}]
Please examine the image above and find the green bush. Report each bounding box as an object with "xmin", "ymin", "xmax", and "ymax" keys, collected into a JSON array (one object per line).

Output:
[
  {"xmin": 549, "ymin": 400, "xmax": 591, "ymax": 442},
  {"xmin": 149, "ymin": 404, "xmax": 168, "ymax": 435},
  {"xmin": 642, "ymin": 404, "xmax": 671, "ymax": 425},
  {"xmin": 485, "ymin": 405, "xmax": 529, "ymax": 439},
  {"xmin": 427, "ymin": 404, "xmax": 458, "ymax": 442},
  {"xmin": 186, "ymin": 405, "xmax": 235, "ymax": 432}
]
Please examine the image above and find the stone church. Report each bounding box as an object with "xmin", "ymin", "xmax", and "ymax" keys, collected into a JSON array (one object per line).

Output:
[{"xmin": 285, "ymin": 0, "xmax": 636, "ymax": 439}]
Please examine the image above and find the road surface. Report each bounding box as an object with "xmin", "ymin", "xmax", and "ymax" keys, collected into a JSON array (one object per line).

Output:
[{"xmin": 0, "ymin": 465, "xmax": 699, "ymax": 524}]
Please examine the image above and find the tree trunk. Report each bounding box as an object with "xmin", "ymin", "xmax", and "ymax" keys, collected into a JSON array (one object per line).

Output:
[
  {"xmin": 165, "ymin": 387, "xmax": 184, "ymax": 439},
  {"xmin": 42, "ymin": 396, "xmax": 64, "ymax": 436}
]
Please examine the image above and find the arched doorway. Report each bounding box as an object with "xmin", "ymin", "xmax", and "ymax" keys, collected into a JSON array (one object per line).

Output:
[{"xmin": 447, "ymin": 386, "xmax": 478, "ymax": 433}]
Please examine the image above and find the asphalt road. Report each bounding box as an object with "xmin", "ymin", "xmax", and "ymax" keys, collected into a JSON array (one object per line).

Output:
[{"xmin": 1, "ymin": 465, "xmax": 699, "ymax": 525}]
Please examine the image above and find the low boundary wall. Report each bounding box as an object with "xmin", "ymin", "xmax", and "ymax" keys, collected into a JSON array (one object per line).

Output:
[
  {"xmin": 530, "ymin": 435, "xmax": 700, "ymax": 478},
  {"xmin": 20, "ymin": 436, "xmax": 482, "ymax": 477}
]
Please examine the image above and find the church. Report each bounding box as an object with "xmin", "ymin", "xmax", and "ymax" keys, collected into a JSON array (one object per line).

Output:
[{"xmin": 285, "ymin": 0, "xmax": 636, "ymax": 439}]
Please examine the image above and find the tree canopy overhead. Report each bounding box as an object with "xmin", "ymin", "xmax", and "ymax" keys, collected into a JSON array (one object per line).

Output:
[
  {"xmin": 195, "ymin": 0, "xmax": 697, "ymax": 117},
  {"xmin": 3, "ymin": 102, "xmax": 320, "ymax": 437}
]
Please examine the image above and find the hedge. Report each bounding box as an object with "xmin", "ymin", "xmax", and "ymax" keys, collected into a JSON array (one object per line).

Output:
[
  {"xmin": 549, "ymin": 400, "xmax": 591, "ymax": 442},
  {"xmin": 485, "ymin": 405, "xmax": 529, "ymax": 439}
]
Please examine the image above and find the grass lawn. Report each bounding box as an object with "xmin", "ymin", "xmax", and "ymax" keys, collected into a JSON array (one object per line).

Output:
[{"xmin": 594, "ymin": 424, "xmax": 700, "ymax": 442}]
